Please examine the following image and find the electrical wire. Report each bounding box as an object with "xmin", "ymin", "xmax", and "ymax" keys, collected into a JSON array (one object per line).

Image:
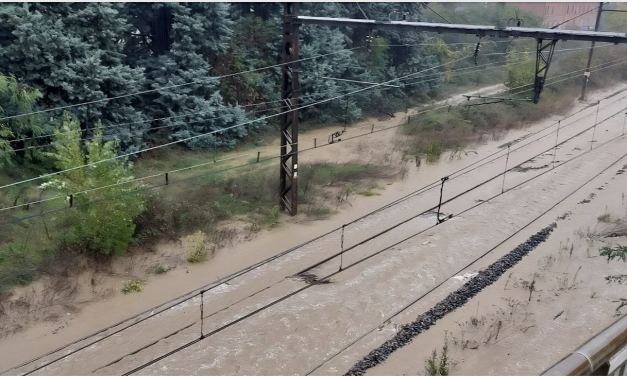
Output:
[
  {"xmin": 4, "ymin": 64, "xmax": 627, "ymax": 216},
  {"xmin": 421, "ymin": 3, "xmax": 452, "ymax": 24},
  {"xmin": 551, "ymin": 3, "xmax": 603, "ymax": 29},
  {"xmin": 4, "ymin": 80, "xmax": 626, "ymax": 230},
  {"xmin": 0, "ymin": 47, "xmax": 368, "ymax": 123},
  {"xmin": 0, "ymin": 55, "xmax": 472, "ymax": 191},
  {"xmin": 8, "ymin": 45, "xmax": 599, "ymax": 156},
  {"xmin": 9, "ymin": 57, "xmax": 517, "ymax": 147}
]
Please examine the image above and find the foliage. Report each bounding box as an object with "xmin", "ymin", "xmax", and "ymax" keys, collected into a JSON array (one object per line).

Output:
[
  {"xmin": 154, "ymin": 265, "xmax": 167, "ymax": 275},
  {"xmin": 600, "ymin": 245, "xmax": 627, "ymax": 263},
  {"xmin": 359, "ymin": 188, "xmax": 380, "ymax": 197},
  {"xmin": 0, "ymin": 73, "xmax": 44, "ymax": 167},
  {"xmin": 598, "ymin": 213, "xmax": 611, "ymax": 223},
  {"xmin": 43, "ymin": 113, "xmax": 145, "ymax": 255},
  {"xmin": 0, "ymin": 3, "xmax": 147, "ymax": 153},
  {"xmin": 505, "ymin": 49, "xmax": 535, "ymax": 90},
  {"xmin": 122, "ymin": 280, "xmax": 144, "ymax": 294},
  {"xmin": 604, "ymin": 4, "xmax": 627, "ymax": 34},
  {"xmin": 425, "ymin": 333, "xmax": 450, "ymax": 376},
  {"xmin": 186, "ymin": 230, "xmax": 208, "ymax": 263},
  {"xmin": 267, "ymin": 205, "xmax": 280, "ymax": 226},
  {"xmin": 423, "ymin": 39, "xmax": 455, "ymax": 82}
]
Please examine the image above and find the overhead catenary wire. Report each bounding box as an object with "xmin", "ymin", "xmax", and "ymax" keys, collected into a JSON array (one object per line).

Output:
[
  {"xmin": 5, "ymin": 60, "xmax": 523, "ymax": 212},
  {"xmin": 5, "ymin": 44, "xmax": 611, "ymax": 163},
  {"xmin": 0, "ymin": 55, "xmax": 473, "ymax": 191},
  {"xmin": 292, "ymin": 102, "xmax": 627, "ymax": 279},
  {"xmin": 6, "ymin": 82, "xmax": 627, "ymax": 376},
  {"xmin": 479, "ymin": 56, "xmax": 627, "ymax": 101},
  {"xmin": 0, "ymin": 39, "xmax": 524, "ymax": 128},
  {"xmin": 9, "ymin": 45, "xmax": 556, "ymax": 145},
  {"xmin": 9, "ymin": 56, "xmax": 514, "ymax": 146},
  {"xmin": 4, "ymin": 67, "xmax": 627, "ymax": 217},
  {"xmin": 0, "ymin": 47, "xmax": 369, "ymax": 124},
  {"xmin": 551, "ymin": 3, "xmax": 603, "ymax": 29},
  {"xmin": 5, "ymin": 74, "xmax": 626, "ymax": 229}
]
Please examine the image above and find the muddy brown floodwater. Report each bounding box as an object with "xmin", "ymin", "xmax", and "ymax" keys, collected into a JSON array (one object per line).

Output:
[{"xmin": 2, "ymin": 83, "xmax": 627, "ymax": 376}]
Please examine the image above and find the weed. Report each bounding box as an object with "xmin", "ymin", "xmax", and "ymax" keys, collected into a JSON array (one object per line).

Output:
[
  {"xmin": 267, "ymin": 205, "xmax": 280, "ymax": 226},
  {"xmin": 122, "ymin": 280, "xmax": 144, "ymax": 294},
  {"xmin": 426, "ymin": 141, "xmax": 443, "ymax": 163},
  {"xmin": 425, "ymin": 333, "xmax": 451, "ymax": 376},
  {"xmin": 307, "ymin": 206, "xmax": 336, "ymax": 218},
  {"xmin": 186, "ymin": 231, "xmax": 208, "ymax": 263},
  {"xmin": 598, "ymin": 213, "xmax": 611, "ymax": 223},
  {"xmin": 600, "ymin": 245, "xmax": 627, "ymax": 262},
  {"xmin": 599, "ymin": 221, "xmax": 627, "ymax": 238},
  {"xmin": 614, "ymin": 298, "xmax": 627, "ymax": 314},
  {"xmin": 606, "ymin": 275, "xmax": 627, "ymax": 285},
  {"xmin": 359, "ymin": 188, "xmax": 381, "ymax": 197},
  {"xmin": 154, "ymin": 265, "xmax": 167, "ymax": 275}
]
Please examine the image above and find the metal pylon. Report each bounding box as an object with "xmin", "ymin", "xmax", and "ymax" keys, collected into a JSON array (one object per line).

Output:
[
  {"xmin": 533, "ymin": 38, "xmax": 558, "ymax": 104},
  {"xmin": 279, "ymin": 2, "xmax": 300, "ymax": 215}
]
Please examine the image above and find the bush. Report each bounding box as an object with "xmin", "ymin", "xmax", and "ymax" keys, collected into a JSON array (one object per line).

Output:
[
  {"xmin": 425, "ymin": 334, "xmax": 451, "ymax": 376},
  {"xmin": 122, "ymin": 280, "xmax": 144, "ymax": 294},
  {"xmin": 43, "ymin": 114, "xmax": 145, "ymax": 256},
  {"xmin": 359, "ymin": 188, "xmax": 380, "ymax": 197},
  {"xmin": 186, "ymin": 231, "xmax": 208, "ymax": 263},
  {"xmin": 601, "ymin": 245, "xmax": 627, "ymax": 262},
  {"xmin": 267, "ymin": 205, "xmax": 280, "ymax": 226}
]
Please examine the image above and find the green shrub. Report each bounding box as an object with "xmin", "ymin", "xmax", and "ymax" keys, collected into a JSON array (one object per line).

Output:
[
  {"xmin": 359, "ymin": 188, "xmax": 380, "ymax": 197},
  {"xmin": 601, "ymin": 245, "xmax": 627, "ymax": 262},
  {"xmin": 186, "ymin": 231, "xmax": 208, "ymax": 263},
  {"xmin": 43, "ymin": 113, "xmax": 145, "ymax": 256},
  {"xmin": 122, "ymin": 280, "xmax": 144, "ymax": 294},
  {"xmin": 267, "ymin": 205, "xmax": 280, "ymax": 226},
  {"xmin": 154, "ymin": 265, "xmax": 167, "ymax": 275}
]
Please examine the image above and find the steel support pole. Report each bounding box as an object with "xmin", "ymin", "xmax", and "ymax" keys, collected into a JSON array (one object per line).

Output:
[
  {"xmin": 279, "ymin": 3, "xmax": 300, "ymax": 215},
  {"xmin": 580, "ymin": 2, "xmax": 604, "ymax": 101},
  {"xmin": 502, "ymin": 144, "xmax": 510, "ymax": 193},
  {"xmin": 436, "ymin": 176, "xmax": 449, "ymax": 224},
  {"xmin": 533, "ymin": 38, "xmax": 558, "ymax": 104}
]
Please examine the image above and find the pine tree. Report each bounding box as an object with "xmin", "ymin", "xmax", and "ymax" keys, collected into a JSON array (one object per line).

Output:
[
  {"xmin": 0, "ymin": 3, "xmax": 147, "ymax": 153},
  {"xmin": 125, "ymin": 3, "xmax": 263, "ymax": 150}
]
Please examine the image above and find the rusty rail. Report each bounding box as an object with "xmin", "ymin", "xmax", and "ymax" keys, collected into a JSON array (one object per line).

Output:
[{"xmin": 541, "ymin": 314, "xmax": 627, "ymax": 376}]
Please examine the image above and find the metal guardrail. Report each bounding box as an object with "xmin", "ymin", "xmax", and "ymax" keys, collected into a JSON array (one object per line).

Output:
[{"xmin": 541, "ymin": 315, "xmax": 627, "ymax": 376}]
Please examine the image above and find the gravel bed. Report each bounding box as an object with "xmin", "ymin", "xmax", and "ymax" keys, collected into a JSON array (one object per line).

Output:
[{"xmin": 344, "ymin": 223, "xmax": 557, "ymax": 376}]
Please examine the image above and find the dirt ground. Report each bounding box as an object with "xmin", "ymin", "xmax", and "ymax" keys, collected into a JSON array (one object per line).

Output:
[{"xmin": 2, "ymin": 83, "xmax": 627, "ymax": 375}]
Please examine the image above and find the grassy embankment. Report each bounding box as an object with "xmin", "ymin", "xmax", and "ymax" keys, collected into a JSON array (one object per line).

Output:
[
  {"xmin": 0, "ymin": 155, "xmax": 387, "ymax": 290},
  {"xmin": 398, "ymin": 44, "xmax": 627, "ymax": 163}
]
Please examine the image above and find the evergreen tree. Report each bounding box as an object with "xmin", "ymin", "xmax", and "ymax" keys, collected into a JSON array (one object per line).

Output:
[
  {"xmin": 125, "ymin": 3, "xmax": 263, "ymax": 150},
  {"xmin": 0, "ymin": 3, "xmax": 147, "ymax": 153}
]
